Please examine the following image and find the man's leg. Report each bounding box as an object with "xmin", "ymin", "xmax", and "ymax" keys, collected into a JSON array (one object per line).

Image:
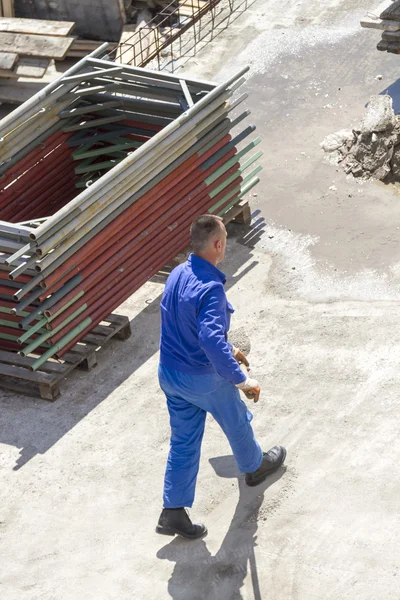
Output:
[
  {"xmin": 157, "ymin": 365, "xmax": 207, "ymax": 540},
  {"xmin": 163, "ymin": 392, "xmax": 207, "ymax": 509},
  {"xmin": 206, "ymin": 378, "xmax": 263, "ymax": 474},
  {"xmin": 205, "ymin": 377, "xmax": 286, "ymax": 486}
]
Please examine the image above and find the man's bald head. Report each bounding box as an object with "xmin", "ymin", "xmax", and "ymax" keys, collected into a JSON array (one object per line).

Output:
[{"xmin": 190, "ymin": 215, "xmax": 224, "ymax": 254}]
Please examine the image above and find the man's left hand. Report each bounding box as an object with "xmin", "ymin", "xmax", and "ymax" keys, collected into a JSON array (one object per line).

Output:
[{"xmin": 233, "ymin": 347, "xmax": 250, "ymax": 368}]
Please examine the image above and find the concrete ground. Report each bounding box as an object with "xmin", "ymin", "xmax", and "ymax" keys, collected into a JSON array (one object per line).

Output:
[{"xmin": 2, "ymin": 1, "xmax": 400, "ymax": 598}]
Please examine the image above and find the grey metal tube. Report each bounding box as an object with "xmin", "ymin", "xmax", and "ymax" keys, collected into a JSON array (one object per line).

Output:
[
  {"xmin": 93, "ymin": 68, "xmax": 185, "ymax": 92},
  {"xmin": 0, "ymin": 121, "xmax": 64, "ymax": 175},
  {"xmin": 33, "ymin": 96, "xmax": 249, "ymax": 267},
  {"xmin": 33, "ymin": 94, "xmax": 231, "ymax": 254},
  {"xmin": 9, "ymin": 255, "xmax": 37, "ymax": 280},
  {"xmin": 12, "ymin": 280, "xmax": 46, "ymax": 314},
  {"xmin": 35, "ymin": 96, "xmax": 231, "ymax": 257},
  {"xmin": 0, "ymin": 43, "xmax": 109, "ymax": 140},
  {"xmin": 62, "ymin": 66, "xmax": 124, "ymax": 83},
  {"xmin": 5, "ymin": 243, "xmax": 33, "ymax": 266},
  {"xmin": 19, "ymin": 303, "xmax": 87, "ymax": 357},
  {"xmin": 0, "ymin": 222, "xmax": 32, "ymax": 237},
  {"xmin": 86, "ymin": 57, "xmax": 216, "ymax": 90},
  {"xmin": 0, "ymin": 96, "xmax": 76, "ymax": 163},
  {"xmin": 20, "ymin": 115, "xmax": 235, "ymax": 283},
  {"xmin": 30, "ymin": 66, "xmax": 249, "ymax": 242},
  {"xmin": 19, "ymin": 274, "xmax": 82, "ymax": 328}
]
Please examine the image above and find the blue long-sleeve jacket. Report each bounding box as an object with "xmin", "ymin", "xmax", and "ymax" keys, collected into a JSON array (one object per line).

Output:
[{"xmin": 159, "ymin": 254, "xmax": 246, "ymax": 385}]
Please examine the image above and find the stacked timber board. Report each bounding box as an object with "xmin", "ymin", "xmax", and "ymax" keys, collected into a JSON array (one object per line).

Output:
[
  {"xmin": 0, "ymin": 17, "xmax": 117, "ymax": 78},
  {"xmin": 0, "ymin": 17, "xmax": 117, "ymax": 104},
  {"xmin": 14, "ymin": 0, "xmax": 126, "ymax": 42},
  {"xmin": 360, "ymin": 0, "xmax": 400, "ymax": 54},
  {"xmin": 0, "ymin": 45, "xmax": 261, "ymax": 371}
]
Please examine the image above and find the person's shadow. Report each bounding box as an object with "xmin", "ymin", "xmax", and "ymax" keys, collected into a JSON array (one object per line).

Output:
[{"xmin": 157, "ymin": 455, "xmax": 286, "ymax": 600}]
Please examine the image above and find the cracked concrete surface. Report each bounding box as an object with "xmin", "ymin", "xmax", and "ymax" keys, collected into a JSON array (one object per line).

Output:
[{"xmin": 2, "ymin": 1, "xmax": 400, "ymax": 598}]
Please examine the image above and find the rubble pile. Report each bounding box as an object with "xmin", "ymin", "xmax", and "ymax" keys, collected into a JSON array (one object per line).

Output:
[{"xmin": 321, "ymin": 95, "xmax": 400, "ymax": 181}]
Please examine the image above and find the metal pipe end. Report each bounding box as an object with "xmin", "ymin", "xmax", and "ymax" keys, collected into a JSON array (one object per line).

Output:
[
  {"xmin": 29, "ymin": 233, "xmax": 37, "ymax": 241},
  {"xmin": 44, "ymin": 310, "xmax": 51, "ymax": 318},
  {"xmin": 35, "ymin": 265, "xmax": 42, "ymax": 273},
  {"xmin": 18, "ymin": 322, "xmax": 24, "ymax": 329},
  {"xmin": 8, "ymin": 273, "xmax": 14, "ymax": 281},
  {"xmin": 10, "ymin": 308, "xmax": 17, "ymax": 315},
  {"xmin": 36, "ymin": 248, "xmax": 43, "ymax": 257},
  {"xmin": 12, "ymin": 293, "xmax": 19, "ymax": 302}
]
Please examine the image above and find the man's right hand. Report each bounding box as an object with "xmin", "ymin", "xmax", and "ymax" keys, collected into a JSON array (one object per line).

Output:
[{"xmin": 236, "ymin": 377, "xmax": 261, "ymax": 403}]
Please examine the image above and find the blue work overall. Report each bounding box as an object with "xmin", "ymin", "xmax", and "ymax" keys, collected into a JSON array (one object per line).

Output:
[
  {"xmin": 159, "ymin": 364, "xmax": 263, "ymax": 508},
  {"xmin": 159, "ymin": 253, "xmax": 263, "ymax": 509}
]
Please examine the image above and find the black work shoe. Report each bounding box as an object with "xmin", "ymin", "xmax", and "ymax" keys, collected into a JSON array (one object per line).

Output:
[
  {"xmin": 156, "ymin": 508, "xmax": 207, "ymax": 540},
  {"xmin": 245, "ymin": 446, "xmax": 287, "ymax": 487}
]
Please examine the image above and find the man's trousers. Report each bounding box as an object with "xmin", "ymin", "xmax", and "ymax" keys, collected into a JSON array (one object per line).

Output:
[{"xmin": 159, "ymin": 363, "xmax": 263, "ymax": 508}]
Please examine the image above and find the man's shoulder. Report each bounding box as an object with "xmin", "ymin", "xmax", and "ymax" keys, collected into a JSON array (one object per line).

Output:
[{"xmin": 165, "ymin": 261, "xmax": 223, "ymax": 295}]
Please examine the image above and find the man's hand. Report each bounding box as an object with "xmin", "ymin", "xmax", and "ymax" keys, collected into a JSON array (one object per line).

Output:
[
  {"xmin": 236, "ymin": 377, "xmax": 260, "ymax": 403},
  {"xmin": 233, "ymin": 347, "xmax": 250, "ymax": 368}
]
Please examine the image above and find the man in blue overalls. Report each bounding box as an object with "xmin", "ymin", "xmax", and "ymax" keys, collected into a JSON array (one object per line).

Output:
[{"xmin": 156, "ymin": 214, "xmax": 286, "ymax": 539}]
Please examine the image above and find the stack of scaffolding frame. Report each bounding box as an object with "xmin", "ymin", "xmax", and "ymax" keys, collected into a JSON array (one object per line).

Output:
[{"xmin": 0, "ymin": 44, "xmax": 261, "ymax": 372}]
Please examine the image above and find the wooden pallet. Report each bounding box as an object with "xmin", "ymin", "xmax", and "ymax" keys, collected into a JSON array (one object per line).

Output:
[
  {"xmin": 222, "ymin": 198, "xmax": 252, "ymax": 226},
  {"xmin": 0, "ymin": 314, "xmax": 131, "ymax": 401}
]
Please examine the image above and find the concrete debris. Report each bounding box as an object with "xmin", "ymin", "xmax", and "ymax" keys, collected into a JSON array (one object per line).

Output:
[
  {"xmin": 321, "ymin": 95, "xmax": 400, "ymax": 181},
  {"xmin": 320, "ymin": 130, "xmax": 355, "ymax": 152},
  {"xmin": 361, "ymin": 94, "xmax": 395, "ymax": 133}
]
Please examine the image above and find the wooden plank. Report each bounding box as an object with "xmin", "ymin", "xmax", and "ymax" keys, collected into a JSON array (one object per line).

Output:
[
  {"xmin": 0, "ymin": 350, "xmax": 65, "ymax": 374},
  {"xmin": 0, "ymin": 51, "xmax": 17, "ymax": 70},
  {"xmin": 0, "ymin": 69, "xmax": 17, "ymax": 78},
  {"xmin": 0, "ymin": 32, "xmax": 74, "ymax": 59},
  {"xmin": 2, "ymin": 0, "xmax": 14, "ymax": 18},
  {"xmin": 0, "ymin": 377, "xmax": 60, "ymax": 400},
  {"xmin": 222, "ymin": 199, "xmax": 250, "ymax": 225},
  {"xmin": 0, "ymin": 18, "xmax": 75, "ymax": 36},
  {"xmin": 0, "ymin": 82, "xmax": 44, "ymax": 104},
  {"xmin": 14, "ymin": 57, "xmax": 49, "ymax": 78},
  {"xmin": 232, "ymin": 200, "xmax": 252, "ymax": 224},
  {"xmin": 91, "ymin": 324, "xmax": 113, "ymax": 336},
  {"xmin": 103, "ymin": 314, "xmax": 127, "ymax": 326},
  {"xmin": 0, "ymin": 313, "xmax": 130, "ymax": 400},
  {"xmin": 0, "ymin": 362, "xmax": 54, "ymax": 384}
]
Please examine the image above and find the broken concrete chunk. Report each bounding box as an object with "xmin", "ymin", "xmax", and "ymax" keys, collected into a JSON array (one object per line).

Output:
[
  {"xmin": 321, "ymin": 93, "xmax": 400, "ymax": 180},
  {"xmin": 320, "ymin": 129, "xmax": 355, "ymax": 152},
  {"xmin": 361, "ymin": 95, "xmax": 396, "ymax": 133},
  {"xmin": 390, "ymin": 143, "xmax": 400, "ymax": 178}
]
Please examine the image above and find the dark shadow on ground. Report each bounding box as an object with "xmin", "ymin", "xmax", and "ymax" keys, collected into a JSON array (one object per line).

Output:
[
  {"xmin": 0, "ymin": 212, "xmax": 265, "ymax": 470},
  {"xmin": 380, "ymin": 81, "xmax": 400, "ymax": 114},
  {"xmin": 157, "ymin": 455, "xmax": 285, "ymax": 600}
]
